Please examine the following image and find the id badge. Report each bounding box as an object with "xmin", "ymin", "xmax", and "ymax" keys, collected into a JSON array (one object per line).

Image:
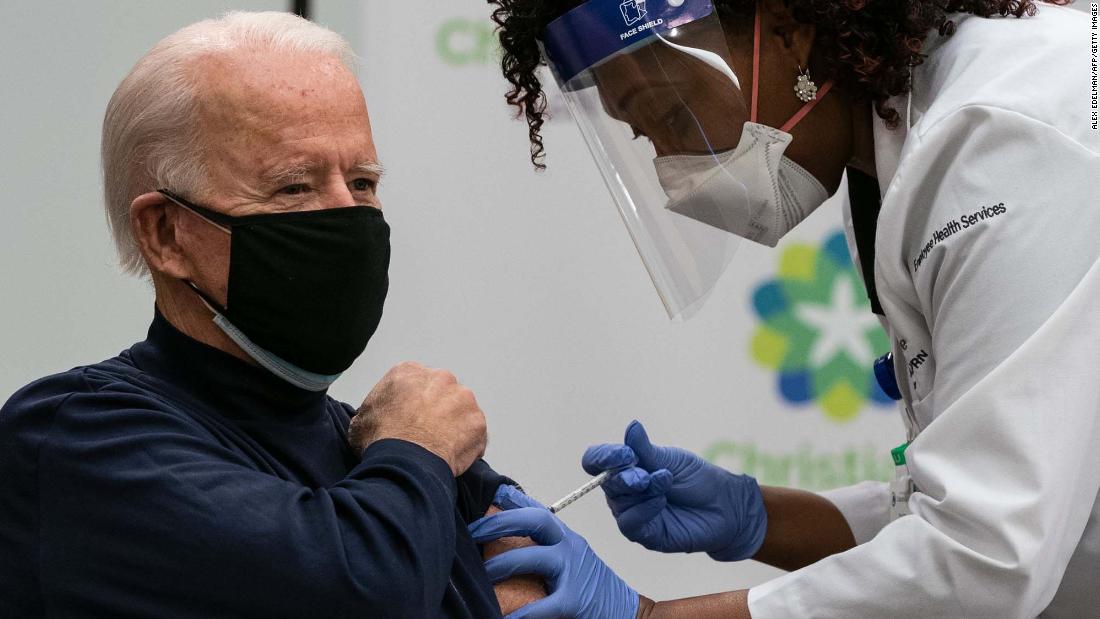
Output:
[{"xmin": 890, "ymin": 442, "xmax": 915, "ymax": 520}]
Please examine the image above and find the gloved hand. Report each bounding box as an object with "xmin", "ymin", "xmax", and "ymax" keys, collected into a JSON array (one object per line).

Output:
[
  {"xmin": 582, "ymin": 420, "xmax": 767, "ymax": 561},
  {"xmin": 468, "ymin": 485, "xmax": 640, "ymax": 619}
]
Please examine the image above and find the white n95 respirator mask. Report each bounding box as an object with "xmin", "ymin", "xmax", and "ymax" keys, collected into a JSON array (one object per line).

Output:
[{"xmin": 654, "ymin": 123, "xmax": 829, "ymax": 248}]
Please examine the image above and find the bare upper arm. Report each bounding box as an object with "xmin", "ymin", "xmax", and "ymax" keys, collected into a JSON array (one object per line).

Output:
[{"xmin": 482, "ymin": 505, "xmax": 547, "ymax": 615}]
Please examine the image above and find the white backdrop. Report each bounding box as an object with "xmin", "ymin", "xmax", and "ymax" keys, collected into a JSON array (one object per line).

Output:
[
  {"xmin": 345, "ymin": 1, "xmax": 903, "ymax": 600},
  {"xmin": 0, "ymin": 0, "xmax": 933, "ymax": 605},
  {"xmin": 0, "ymin": 0, "xmax": 1091, "ymax": 608}
]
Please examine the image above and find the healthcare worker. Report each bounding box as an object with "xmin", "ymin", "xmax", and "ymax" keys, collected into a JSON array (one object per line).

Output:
[{"xmin": 470, "ymin": 0, "xmax": 1100, "ymax": 617}]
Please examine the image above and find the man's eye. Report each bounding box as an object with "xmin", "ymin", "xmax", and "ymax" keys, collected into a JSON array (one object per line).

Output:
[
  {"xmin": 279, "ymin": 184, "xmax": 309, "ymax": 195},
  {"xmin": 350, "ymin": 178, "xmax": 376, "ymax": 192}
]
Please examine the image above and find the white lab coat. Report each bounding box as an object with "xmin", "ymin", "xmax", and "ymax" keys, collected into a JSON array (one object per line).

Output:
[{"xmin": 748, "ymin": 5, "xmax": 1100, "ymax": 618}]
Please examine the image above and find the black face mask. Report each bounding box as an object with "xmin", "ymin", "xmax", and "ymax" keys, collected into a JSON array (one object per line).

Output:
[{"xmin": 159, "ymin": 190, "xmax": 390, "ymax": 385}]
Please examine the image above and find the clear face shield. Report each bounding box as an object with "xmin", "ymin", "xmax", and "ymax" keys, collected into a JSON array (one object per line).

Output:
[{"xmin": 543, "ymin": 0, "xmax": 833, "ymax": 318}]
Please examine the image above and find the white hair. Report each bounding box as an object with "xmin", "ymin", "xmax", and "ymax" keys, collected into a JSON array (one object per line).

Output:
[{"xmin": 101, "ymin": 11, "xmax": 356, "ymax": 277}]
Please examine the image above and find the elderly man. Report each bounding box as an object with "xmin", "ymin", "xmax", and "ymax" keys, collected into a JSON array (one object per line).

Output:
[{"xmin": 0, "ymin": 11, "xmax": 540, "ymax": 618}]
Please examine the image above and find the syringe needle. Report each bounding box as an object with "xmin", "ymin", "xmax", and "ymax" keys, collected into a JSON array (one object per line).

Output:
[{"xmin": 548, "ymin": 470, "xmax": 614, "ymax": 514}]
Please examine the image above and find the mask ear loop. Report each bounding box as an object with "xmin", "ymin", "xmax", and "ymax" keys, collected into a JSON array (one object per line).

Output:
[
  {"xmin": 156, "ymin": 189, "xmax": 233, "ymax": 314},
  {"xmin": 186, "ymin": 281, "xmax": 229, "ymax": 315},
  {"xmin": 750, "ymin": 0, "xmax": 762, "ymax": 123},
  {"xmin": 779, "ymin": 80, "xmax": 833, "ymax": 132},
  {"xmin": 158, "ymin": 189, "xmax": 232, "ymax": 235},
  {"xmin": 751, "ymin": 0, "xmax": 834, "ymax": 133}
]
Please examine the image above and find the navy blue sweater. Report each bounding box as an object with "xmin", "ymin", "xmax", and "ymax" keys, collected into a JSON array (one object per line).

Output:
[{"xmin": 0, "ymin": 312, "xmax": 510, "ymax": 618}]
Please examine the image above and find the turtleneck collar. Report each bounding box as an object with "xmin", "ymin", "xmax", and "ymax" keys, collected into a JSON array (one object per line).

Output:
[{"xmin": 129, "ymin": 309, "xmax": 329, "ymax": 420}]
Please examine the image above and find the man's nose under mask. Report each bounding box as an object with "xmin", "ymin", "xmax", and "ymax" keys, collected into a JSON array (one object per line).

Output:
[
  {"xmin": 654, "ymin": 122, "xmax": 829, "ymax": 248},
  {"xmin": 160, "ymin": 191, "xmax": 391, "ymax": 392}
]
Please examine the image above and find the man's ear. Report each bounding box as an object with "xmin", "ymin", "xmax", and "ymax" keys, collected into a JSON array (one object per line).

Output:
[
  {"xmin": 130, "ymin": 191, "xmax": 191, "ymax": 280},
  {"xmin": 762, "ymin": 0, "xmax": 816, "ymax": 68}
]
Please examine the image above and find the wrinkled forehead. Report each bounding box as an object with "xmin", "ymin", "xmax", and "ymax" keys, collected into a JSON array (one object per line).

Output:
[{"xmin": 190, "ymin": 48, "xmax": 368, "ymax": 139}]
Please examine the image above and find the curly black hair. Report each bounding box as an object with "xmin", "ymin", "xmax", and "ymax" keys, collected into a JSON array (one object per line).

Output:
[{"xmin": 489, "ymin": 0, "xmax": 1070, "ymax": 169}]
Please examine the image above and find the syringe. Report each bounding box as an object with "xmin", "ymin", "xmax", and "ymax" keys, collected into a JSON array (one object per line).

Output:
[{"xmin": 548, "ymin": 470, "xmax": 614, "ymax": 514}]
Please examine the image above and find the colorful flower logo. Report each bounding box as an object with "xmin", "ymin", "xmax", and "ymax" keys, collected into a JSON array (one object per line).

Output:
[{"xmin": 750, "ymin": 231, "xmax": 893, "ymax": 422}]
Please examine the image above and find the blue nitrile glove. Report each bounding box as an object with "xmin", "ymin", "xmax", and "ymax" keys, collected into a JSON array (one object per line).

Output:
[
  {"xmin": 581, "ymin": 420, "xmax": 767, "ymax": 561},
  {"xmin": 468, "ymin": 485, "xmax": 639, "ymax": 619}
]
